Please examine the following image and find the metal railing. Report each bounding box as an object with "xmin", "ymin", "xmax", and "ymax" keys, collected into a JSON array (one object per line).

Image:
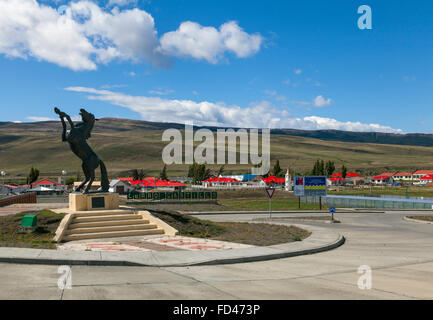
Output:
[{"xmin": 302, "ymin": 195, "xmax": 433, "ymax": 210}]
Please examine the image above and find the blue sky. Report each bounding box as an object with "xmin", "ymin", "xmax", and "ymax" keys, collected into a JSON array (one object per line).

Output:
[{"xmin": 0, "ymin": 0, "xmax": 432, "ymax": 133}]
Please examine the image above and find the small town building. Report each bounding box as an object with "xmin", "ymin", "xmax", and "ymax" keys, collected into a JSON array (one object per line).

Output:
[
  {"xmin": 261, "ymin": 176, "xmax": 285, "ymax": 187},
  {"xmin": 412, "ymin": 170, "xmax": 433, "ymax": 182},
  {"xmin": 371, "ymin": 175, "xmax": 393, "ymax": 185},
  {"xmin": 222, "ymin": 174, "xmax": 258, "ymax": 182},
  {"xmin": 120, "ymin": 177, "xmax": 186, "ymax": 191},
  {"xmin": 31, "ymin": 178, "xmax": 67, "ymax": 192},
  {"xmin": 203, "ymin": 177, "xmax": 241, "ymax": 188},
  {"xmin": 109, "ymin": 179, "xmax": 134, "ymax": 194},
  {"xmin": 391, "ymin": 172, "xmax": 413, "ymax": 183},
  {"xmin": 330, "ymin": 177, "xmax": 346, "ymax": 185},
  {"xmin": 419, "ymin": 174, "xmax": 433, "ymax": 185}
]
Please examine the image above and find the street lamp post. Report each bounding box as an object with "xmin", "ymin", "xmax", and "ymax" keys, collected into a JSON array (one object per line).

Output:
[
  {"xmin": 1, "ymin": 171, "xmax": 6, "ymax": 186},
  {"xmin": 62, "ymin": 170, "xmax": 67, "ymax": 202}
]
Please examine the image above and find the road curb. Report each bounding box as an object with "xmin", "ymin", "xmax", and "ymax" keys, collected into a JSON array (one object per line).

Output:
[
  {"xmin": 0, "ymin": 225, "xmax": 345, "ymax": 267},
  {"xmin": 404, "ymin": 216, "xmax": 433, "ymax": 225},
  {"xmin": 183, "ymin": 210, "xmax": 383, "ymax": 215}
]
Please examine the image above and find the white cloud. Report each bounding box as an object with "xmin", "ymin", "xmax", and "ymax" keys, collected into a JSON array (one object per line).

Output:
[
  {"xmin": 100, "ymin": 84, "xmax": 126, "ymax": 89},
  {"xmin": 294, "ymin": 69, "xmax": 302, "ymax": 75},
  {"xmin": 148, "ymin": 88, "xmax": 174, "ymax": 96},
  {"xmin": 159, "ymin": 21, "xmax": 263, "ymax": 63},
  {"xmin": 64, "ymin": 86, "xmax": 402, "ymax": 133},
  {"xmin": 107, "ymin": 0, "xmax": 137, "ymax": 7},
  {"xmin": 313, "ymin": 95, "xmax": 332, "ymax": 107},
  {"xmin": 0, "ymin": 0, "xmax": 167, "ymax": 70},
  {"xmin": 27, "ymin": 115, "xmax": 81, "ymax": 122},
  {"xmin": 26, "ymin": 116, "xmax": 58, "ymax": 122},
  {"xmin": 0, "ymin": 1, "xmax": 262, "ymax": 70}
]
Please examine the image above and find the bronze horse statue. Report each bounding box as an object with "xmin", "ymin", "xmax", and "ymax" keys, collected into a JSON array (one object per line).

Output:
[{"xmin": 54, "ymin": 107, "xmax": 109, "ymax": 194}]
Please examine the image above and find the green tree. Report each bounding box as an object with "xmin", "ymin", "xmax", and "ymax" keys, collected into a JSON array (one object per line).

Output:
[
  {"xmin": 272, "ymin": 160, "xmax": 283, "ymax": 177},
  {"xmin": 311, "ymin": 159, "xmax": 320, "ymax": 175},
  {"xmin": 131, "ymin": 169, "xmax": 139, "ymax": 181},
  {"xmin": 319, "ymin": 160, "xmax": 325, "ymax": 175},
  {"xmin": 188, "ymin": 163, "xmax": 211, "ymax": 184},
  {"xmin": 138, "ymin": 169, "xmax": 146, "ymax": 180},
  {"xmin": 65, "ymin": 178, "xmax": 75, "ymax": 185},
  {"xmin": 341, "ymin": 165, "xmax": 348, "ymax": 179},
  {"xmin": 160, "ymin": 165, "xmax": 168, "ymax": 180},
  {"xmin": 217, "ymin": 165, "xmax": 225, "ymax": 177},
  {"xmin": 187, "ymin": 164, "xmax": 195, "ymax": 178},
  {"xmin": 325, "ymin": 161, "xmax": 336, "ymax": 177},
  {"xmin": 27, "ymin": 167, "xmax": 39, "ymax": 184}
]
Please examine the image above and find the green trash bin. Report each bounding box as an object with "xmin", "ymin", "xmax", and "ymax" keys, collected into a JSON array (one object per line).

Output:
[{"xmin": 21, "ymin": 215, "xmax": 37, "ymax": 227}]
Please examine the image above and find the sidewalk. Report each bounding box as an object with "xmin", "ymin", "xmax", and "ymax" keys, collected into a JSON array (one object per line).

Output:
[
  {"xmin": 0, "ymin": 203, "xmax": 67, "ymax": 216},
  {"xmin": 58, "ymin": 235, "xmax": 254, "ymax": 252},
  {"xmin": 0, "ymin": 224, "xmax": 344, "ymax": 267}
]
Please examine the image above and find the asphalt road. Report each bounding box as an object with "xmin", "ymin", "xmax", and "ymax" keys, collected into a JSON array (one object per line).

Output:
[{"xmin": 1, "ymin": 210, "xmax": 433, "ymax": 299}]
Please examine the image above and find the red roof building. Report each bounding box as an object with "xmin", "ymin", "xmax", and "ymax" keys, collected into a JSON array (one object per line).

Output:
[
  {"xmin": 379, "ymin": 172, "xmax": 395, "ymax": 177},
  {"xmin": 413, "ymin": 170, "xmax": 433, "ymax": 180},
  {"xmin": 371, "ymin": 175, "xmax": 393, "ymax": 184},
  {"xmin": 346, "ymin": 172, "xmax": 362, "ymax": 178},
  {"xmin": 331, "ymin": 172, "xmax": 362, "ymax": 178},
  {"xmin": 330, "ymin": 177, "xmax": 346, "ymax": 181},
  {"xmin": 392, "ymin": 172, "xmax": 413, "ymax": 181},
  {"xmin": 372, "ymin": 175, "xmax": 392, "ymax": 180},
  {"xmin": 204, "ymin": 177, "xmax": 240, "ymax": 184},
  {"xmin": 119, "ymin": 177, "xmax": 186, "ymax": 188},
  {"xmin": 33, "ymin": 178, "xmax": 58, "ymax": 186},
  {"xmin": 261, "ymin": 176, "xmax": 285, "ymax": 184},
  {"xmin": 420, "ymin": 174, "xmax": 433, "ymax": 180}
]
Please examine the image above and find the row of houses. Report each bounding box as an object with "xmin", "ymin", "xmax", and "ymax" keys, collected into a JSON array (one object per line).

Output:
[
  {"xmin": 1, "ymin": 177, "xmax": 188, "ymax": 196},
  {"xmin": 4, "ymin": 169, "xmax": 433, "ymax": 196},
  {"xmin": 73, "ymin": 177, "xmax": 188, "ymax": 194},
  {"xmin": 370, "ymin": 170, "xmax": 433, "ymax": 185},
  {"xmin": 202, "ymin": 174, "xmax": 287, "ymax": 188},
  {"xmin": 0, "ymin": 178, "xmax": 67, "ymax": 195}
]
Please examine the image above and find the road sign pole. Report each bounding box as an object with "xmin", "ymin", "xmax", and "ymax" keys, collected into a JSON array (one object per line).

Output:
[
  {"xmin": 319, "ymin": 196, "xmax": 322, "ymax": 210},
  {"xmin": 269, "ymin": 197, "xmax": 272, "ymax": 219},
  {"xmin": 330, "ymin": 207, "xmax": 336, "ymax": 222},
  {"xmin": 266, "ymin": 188, "xmax": 275, "ymax": 219},
  {"xmin": 298, "ymin": 196, "xmax": 300, "ymax": 209}
]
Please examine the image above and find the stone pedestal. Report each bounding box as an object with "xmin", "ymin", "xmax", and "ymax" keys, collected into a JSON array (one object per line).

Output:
[{"xmin": 69, "ymin": 192, "xmax": 119, "ymax": 212}]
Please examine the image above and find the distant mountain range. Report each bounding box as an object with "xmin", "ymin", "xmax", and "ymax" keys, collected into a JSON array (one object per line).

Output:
[
  {"xmin": 271, "ymin": 129, "xmax": 433, "ymax": 147},
  {"xmin": 1, "ymin": 118, "xmax": 432, "ymax": 177},
  {"xmin": 2, "ymin": 118, "xmax": 430, "ymax": 146}
]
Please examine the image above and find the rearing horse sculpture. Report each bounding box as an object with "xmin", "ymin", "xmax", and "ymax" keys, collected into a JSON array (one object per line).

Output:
[{"xmin": 54, "ymin": 107, "xmax": 109, "ymax": 194}]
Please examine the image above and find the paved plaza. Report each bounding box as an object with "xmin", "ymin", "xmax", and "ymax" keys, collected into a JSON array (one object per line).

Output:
[{"xmin": 0, "ymin": 210, "xmax": 432, "ymax": 299}]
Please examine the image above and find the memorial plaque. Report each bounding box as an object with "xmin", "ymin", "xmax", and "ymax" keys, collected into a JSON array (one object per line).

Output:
[{"xmin": 92, "ymin": 197, "xmax": 105, "ymax": 209}]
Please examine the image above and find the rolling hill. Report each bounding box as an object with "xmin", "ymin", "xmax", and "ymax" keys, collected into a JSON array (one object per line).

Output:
[{"xmin": 1, "ymin": 118, "xmax": 433, "ymax": 180}]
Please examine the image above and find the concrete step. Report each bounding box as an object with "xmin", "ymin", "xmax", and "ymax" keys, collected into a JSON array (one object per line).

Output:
[
  {"xmin": 73, "ymin": 215, "xmax": 141, "ymax": 223},
  {"xmin": 66, "ymin": 224, "xmax": 158, "ymax": 235},
  {"xmin": 68, "ymin": 219, "xmax": 150, "ymax": 229},
  {"xmin": 62, "ymin": 228, "xmax": 165, "ymax": 241},
  {"xmin": 72, "ymin": 210, "xmax": 135, "ymax": 217}
]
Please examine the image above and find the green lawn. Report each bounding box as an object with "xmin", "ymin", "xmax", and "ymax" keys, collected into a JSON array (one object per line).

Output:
[
  {"xmin": 329, "ymin": 186, "xmax": 433, "ymax": 198},
  {"xmin": 151, "ymin": 210, "xmax": 311, "ymax": 246},
  {"xmin": 219, "ymin": 198, "xmax": 325, "ymax": 211},
  {"xmin": 408, "ymin": 216, "xmax": 433, "ymax": 222},
  {"xmin": 0, "ymin": 210, "xmax": 65, "ymax": 249}
]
